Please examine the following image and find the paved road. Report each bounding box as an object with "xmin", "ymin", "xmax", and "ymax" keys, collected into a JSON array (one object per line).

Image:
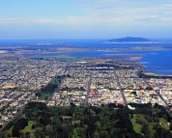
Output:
[
  {"xmin": 143, "ymin": 78, "xmax": 172, "ymax": 118},
  {"xmin": 143, "ymin": 78, "xmax": 169, "ymax": 106},
  {"xmin": 0, "ymin": 96, "xmax": 35, "ymax": 131},
  {"xmin": 84, "ymin": 73, "xmax": 92, "ymax": 107},
  {"xmin": 46, "ymin": 76, "xmax": 66, "ymax": 105},
  {"xmin": 114, "ymin": 70, "xmax": 127, "ymax": 105},
  {"xmin": 46, "ymin": 66, "xmax": 68, "ymax": 105}
]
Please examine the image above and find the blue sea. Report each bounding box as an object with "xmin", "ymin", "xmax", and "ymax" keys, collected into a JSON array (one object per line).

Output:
[{"xmin": 0, "ymin": 39, "xmax": 172, "ymax": 75}]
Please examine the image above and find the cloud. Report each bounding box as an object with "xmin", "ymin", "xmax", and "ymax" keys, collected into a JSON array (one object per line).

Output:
[
  {"xmin": 79, "ymin": 0, "xmax": 172, "ymax": 25},
  {"xmin": 0, "ymin": 16, "xmax": 55, "ymax": 24},
  {"xmin": 0, "ymin": 0, "xmax": 172, "ymax": 30}
]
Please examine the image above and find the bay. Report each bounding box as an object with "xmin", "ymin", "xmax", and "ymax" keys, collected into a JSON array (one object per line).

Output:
[{"xmin": 0, "ymin": 39, "xmax": 172, "ymax": 75}]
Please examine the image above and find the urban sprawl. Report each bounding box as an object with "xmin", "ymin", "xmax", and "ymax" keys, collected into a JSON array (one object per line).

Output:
[{"xmin": 0, "ymin": 57, "xmax": 172, "ymax": 129}]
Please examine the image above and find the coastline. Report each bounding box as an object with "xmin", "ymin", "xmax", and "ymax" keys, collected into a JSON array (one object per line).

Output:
[{"xmin": 142, "ymin": 72, "xmax": 172, "ymax": 78}]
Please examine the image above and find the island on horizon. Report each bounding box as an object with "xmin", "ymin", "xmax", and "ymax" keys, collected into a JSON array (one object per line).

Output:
[{"xmin": 107, "ymin": 36, "xmax": 152, "ymax": 43}]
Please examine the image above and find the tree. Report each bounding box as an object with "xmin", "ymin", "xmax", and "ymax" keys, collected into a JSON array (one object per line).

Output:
[
  {"xmin": 12, "ymin": 118, "xmax": 28, "ymax": 137},
  {"xmin": 153, "ymin": 125, "xmax": 172, "ymax": 138},
  {"xmin": 141, "ymin": 123, "xmax": 151, "ymax": 138},
  {"xmin": 0, "ymin": 133, "xmax": 6, "ymax": 138},
  {"xmin": 34, "ymin": 128, "xmax": 45, "ymax": 138},
  {"xmin": 72, "ymin": 127, "xmax": 85, "ymax": 138},
  {"xmin": 25, "ymin": 132, "xmax": 31, "ymax": 138}
]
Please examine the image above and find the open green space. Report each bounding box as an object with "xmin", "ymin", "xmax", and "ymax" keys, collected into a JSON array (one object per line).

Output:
[
  {"xmin": 39, "ymin": 92, "xmax": 50, "ymax": 100},
  {"xmin": 131, "ymin": 115, "xmax": 142, "ymax": 134},
  {"xmin": 23, "ymin": 121, "xmax": 36, "ymax": 132},
  {"xmin": 37, "ymin": 75, "xmax": 65, "ymax": 100},
  {"xmin": 31, "ymin": 56, "xmax": 92, "ymax": 62},
  {"xmin": 1, "ymin": 103, "xmax": 172, "ymax": 138}
]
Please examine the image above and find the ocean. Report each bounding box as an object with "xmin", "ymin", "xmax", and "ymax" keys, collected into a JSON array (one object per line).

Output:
[{"xmin": 0, "ymin": 39, "xmax": 172, "ymax": 75}]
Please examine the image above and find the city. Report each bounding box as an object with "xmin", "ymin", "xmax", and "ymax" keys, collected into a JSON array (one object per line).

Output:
[{"xmin": 1, "ymin": 56, "xmax": 172, "ymax": 130}]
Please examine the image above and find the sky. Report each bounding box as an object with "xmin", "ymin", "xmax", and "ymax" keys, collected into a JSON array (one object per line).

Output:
[{"xmin": 0, "ymin": 0, "xmax": 172, "ymax": 39}]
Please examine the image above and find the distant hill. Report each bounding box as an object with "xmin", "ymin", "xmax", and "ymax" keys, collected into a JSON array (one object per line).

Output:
[{"xmin": 107, "ymin": 37, "xmax": 151, "ymax": 43}]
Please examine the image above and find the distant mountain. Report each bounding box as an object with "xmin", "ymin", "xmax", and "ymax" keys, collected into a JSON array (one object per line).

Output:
[{"xmin": 107, "ymin": 37, "xmax": 151, "ymax": 43}]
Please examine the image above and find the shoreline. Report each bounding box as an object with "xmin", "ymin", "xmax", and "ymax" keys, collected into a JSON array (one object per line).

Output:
[{"xmin": 142, "ymin": 72, "xmax": 172, "ymax": 78}]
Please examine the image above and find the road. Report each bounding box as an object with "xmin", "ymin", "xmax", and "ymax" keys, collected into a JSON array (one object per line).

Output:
[
  {"xmin": 84, "ymin": 73, "xmax": 92, "ymax": 107},
  {"xmin": 0, "ymin": 95, "xmax": 36, "ymax": 131},
  {"xmin": 114, "ymin": 70, "xmax": 127, "ymax": 105},
  {"xmin": 46, "ymin": 67, "xmax": 67, "ymax": 105},
  {"xmin": 143, "ymin": 78, "xmax": 172, "ymax": 118}
]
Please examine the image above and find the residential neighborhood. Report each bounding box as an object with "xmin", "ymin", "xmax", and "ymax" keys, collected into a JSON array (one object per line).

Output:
[{"xmin": 1, "ymin": 57, "xmax": 172, "ymax": 129}]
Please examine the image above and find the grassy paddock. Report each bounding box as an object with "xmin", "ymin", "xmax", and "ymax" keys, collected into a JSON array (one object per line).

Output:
[{"xmin": 23, "ymin": 121, "xmax": 36, "ymax": 132}]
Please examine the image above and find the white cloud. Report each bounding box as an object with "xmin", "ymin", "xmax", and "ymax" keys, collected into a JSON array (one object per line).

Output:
[
  {"xmin": 79, "ymin": 0, "xmax": 172, "ymax": 26},
  {"xmin": 0, "ymin": 16, "xmax": 55, "ymax": 24},
  {"xmin": 0, "ymin": 0, "xmax": 172, "ymax": 29}
]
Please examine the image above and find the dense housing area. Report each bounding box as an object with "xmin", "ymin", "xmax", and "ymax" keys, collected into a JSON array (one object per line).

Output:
[{"xmin": 0, "ymin": 56, "xmax": 172, "ymax": 137}]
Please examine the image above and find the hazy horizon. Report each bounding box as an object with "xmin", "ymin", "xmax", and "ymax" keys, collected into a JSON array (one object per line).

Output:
[
  {"xmin": 0, "ymin": 0, "xmax": 172, "ymax": 39},
  {"xmin": 0, "ymin": 37, "xmax": 172, "ymax": 41}
]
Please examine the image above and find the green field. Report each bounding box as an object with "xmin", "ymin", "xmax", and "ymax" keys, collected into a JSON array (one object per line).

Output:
[
  {"xmin": 23, "ymin": 121, "xmax": 36, "ymax": 132},
  {"xmin": 2, "ymin": 102, "xmax": 172, "ymax": 138},
  {"xmin": 131, "ymin": 113, "xmax": 172, "ymax": 138},
  {"xmin": 39, "ymin": 92, "xmax": 50, "ymax": 100},
  {"xmin": 131, "ymin": 115, "xmax": 142, "ymax": 133}
]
